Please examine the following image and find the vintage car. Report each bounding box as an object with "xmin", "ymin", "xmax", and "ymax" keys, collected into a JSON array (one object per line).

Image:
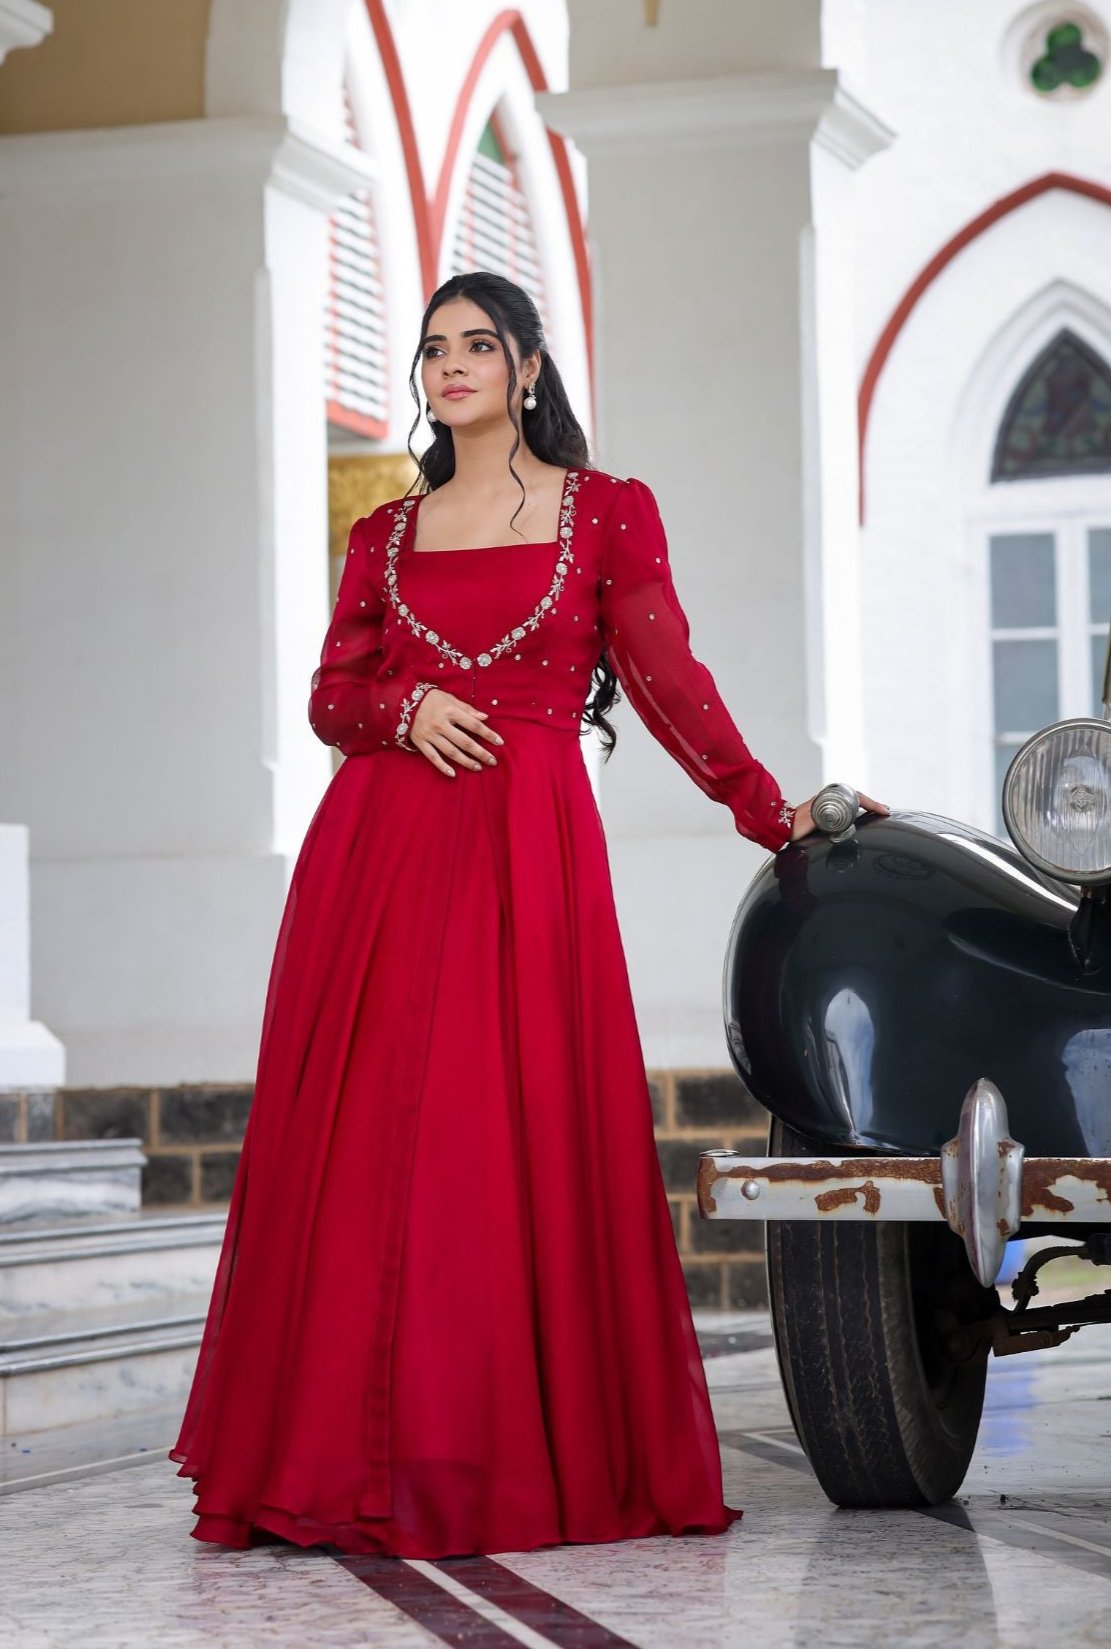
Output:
[{"xmin": 698, "ymin": 696, "xmax": 1111, "ymax": 1508}]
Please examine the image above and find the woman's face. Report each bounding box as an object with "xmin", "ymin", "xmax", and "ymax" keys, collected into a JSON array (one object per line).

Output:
[{"xmin": 420, "ymin": 297, "xmax": 536, "ymax": 431}]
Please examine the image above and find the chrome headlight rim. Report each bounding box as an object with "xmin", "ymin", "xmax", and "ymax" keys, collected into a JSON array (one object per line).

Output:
[{"xmin": 1002, "ymin": 717, "xmax": 1111, "ymax": 887}]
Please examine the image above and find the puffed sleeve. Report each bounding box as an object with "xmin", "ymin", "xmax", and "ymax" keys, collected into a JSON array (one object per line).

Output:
[
  {"xmin": 599, "ymin": 478, "xmax": 795, "ymax": 852},
  {"xmin": 308, "ymin": 513, "xmax": 435, "ymax": 756}
]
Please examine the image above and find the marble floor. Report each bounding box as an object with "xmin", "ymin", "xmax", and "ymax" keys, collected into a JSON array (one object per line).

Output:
[{"xmin": 4, "ymin": 1313, "xmax": 1111, "ymax": 1648}]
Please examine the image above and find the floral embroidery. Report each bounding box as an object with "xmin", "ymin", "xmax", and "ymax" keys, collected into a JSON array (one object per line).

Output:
[
  {"xmin": 778, "ymin": 801, "xmax": 795, "ymax": 827},
  {"xmin": 396, "ymin": 681, "xmax": 435, "ymax": 750},
  {"xmin": 383, "ymin": 471, "xmax": 582, "ymax": 670}
]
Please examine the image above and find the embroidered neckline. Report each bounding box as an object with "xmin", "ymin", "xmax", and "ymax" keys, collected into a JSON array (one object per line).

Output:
[{"xmin": 383, "ymin": 469, "xmax": 581, "ymax": 671}]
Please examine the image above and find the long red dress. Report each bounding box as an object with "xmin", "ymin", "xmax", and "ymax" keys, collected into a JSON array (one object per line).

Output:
[{"xmin": 171, "ymin": 466, "xmax": 794, "ymax": 1558}]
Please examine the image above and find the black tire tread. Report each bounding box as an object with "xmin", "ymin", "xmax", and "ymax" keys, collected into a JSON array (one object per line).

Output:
[{"xmin": 767, "ymin": 1118, "xmax": 987, "ymax": 1507}]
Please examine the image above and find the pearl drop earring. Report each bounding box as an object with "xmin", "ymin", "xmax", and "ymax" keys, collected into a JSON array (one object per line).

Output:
[
  {"xmin": 426, "ymin": 401, "xmax": 437, "ymax": 424},
  {"xmin": 523, "ymin": 383, "xmax": 538, "ymax": 411}
]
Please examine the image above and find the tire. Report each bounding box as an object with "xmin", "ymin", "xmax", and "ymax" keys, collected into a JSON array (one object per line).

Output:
[{"xmin": 766, "ymin": 1117, "xmax": 993, "ymax": 1507}]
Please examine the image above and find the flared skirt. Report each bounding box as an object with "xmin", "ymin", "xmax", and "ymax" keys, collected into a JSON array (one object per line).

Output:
[{"xmin": 172, "ymin": 723, "xmax": 737, "ymax": 1557}]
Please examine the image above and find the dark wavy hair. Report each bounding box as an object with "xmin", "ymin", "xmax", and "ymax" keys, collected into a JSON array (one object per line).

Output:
[{"xmin": 406, "ymin": 270, "xmax": 619, "ymax": 757}]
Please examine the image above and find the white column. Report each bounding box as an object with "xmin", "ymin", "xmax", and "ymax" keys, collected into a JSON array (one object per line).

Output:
[
  {"xmin": 0, "ymin": 0, "xmax": 51, "ymax": 68},
  {"xmin": 0, "ymin": 825, "xmax": 64, "ymax": 1088},
  {"xmin": 541, "ymin": 67, "xmax": 890, "ymax": 1067},
  {"xmin": 0, "ymin": 117, "xmax": 370, "ymax": 1084}
]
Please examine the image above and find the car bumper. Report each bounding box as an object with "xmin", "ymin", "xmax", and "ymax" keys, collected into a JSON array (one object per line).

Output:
[{"xmin": 698, "ymin": 1078, "xmax": 1111, "ymax": 1286}]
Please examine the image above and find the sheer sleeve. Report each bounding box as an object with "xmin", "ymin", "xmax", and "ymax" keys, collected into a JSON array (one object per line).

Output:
[
  {"xmin": 308, "ymin": 514, "xmax": 434, "ymax": 756},
  {"xmin": 599, "ymin": 478, "xmax": 795, "ymax": 852}
]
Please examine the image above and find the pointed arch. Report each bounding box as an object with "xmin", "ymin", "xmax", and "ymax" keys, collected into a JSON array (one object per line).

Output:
[
  {"xmin": 359, "ymin": 3, "xmax": 591, "ymax": 400},
  {"xmin": 431, "ymin": 11, "xmax": 592, "ymax": 414},
  {"xmin": 991, "ymin": 328, "xmax": 1111, "ymax": 482},
  {"xmin": 951, "ymin": 280, "xmax": 1111, "ymax": 496},
  {"xmin": 859, "ymin": 173, "xmax": 1111, "ymax": 520},
  {"xmin": 447, "ymin": 109, "xmax": 550, "ymax": 329}
]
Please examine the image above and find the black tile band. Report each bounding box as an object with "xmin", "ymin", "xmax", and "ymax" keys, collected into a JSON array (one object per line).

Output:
[
  {"xmin": 334, "ymin": 1553, "xmax": 527, "ymax": 1646},
  {"xmin": 436, "ymin": 1555, "xmax": 641, "ymax": 1647}
]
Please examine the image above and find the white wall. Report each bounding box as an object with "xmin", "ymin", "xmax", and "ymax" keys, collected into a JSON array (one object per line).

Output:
[
  {"xmin": 854, "ymin": 0, "xmax": 1111, "ymax": 830},
  {"xmin": 0, "ymin": 0, "xmax": 586, "ymax": 1086},
  {"xmin": 12, "ymin": 0, "xmax": 1107, "ymax": 1085},
  {"xmin": 546, "ymin": 0, "xmax": 890, "ymax": 1066},
  {"xmin": 0, "ymin": 117, "xmax": 364, "ymax": 1083}
]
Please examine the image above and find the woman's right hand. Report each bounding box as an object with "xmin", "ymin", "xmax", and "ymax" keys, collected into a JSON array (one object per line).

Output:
[{"xmin": 410, "ymin": 689, "xmax": 503, "ymax": 777}]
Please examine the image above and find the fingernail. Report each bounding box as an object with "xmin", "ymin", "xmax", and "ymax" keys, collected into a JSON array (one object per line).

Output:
[{"xmin": 493, "ymin": 736, "xmax": 504, "ymax": 745}]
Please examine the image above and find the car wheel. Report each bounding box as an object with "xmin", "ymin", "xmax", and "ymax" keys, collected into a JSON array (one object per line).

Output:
[{"xmin": 766, "ymin": 1116, "xmax": 993, "ymax": 1507}]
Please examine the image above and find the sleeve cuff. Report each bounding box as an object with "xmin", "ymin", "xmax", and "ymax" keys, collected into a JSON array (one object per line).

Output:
[
  {"xmin": 773, "ymin": 801, "xmax": 797, "ymax": 851},
  {"xmin": 741, "ymin": 797, "xmax": 796, "ymax": 852},
  {"xmin": 395, "ymin": 682, "xmax": 435, "ymax": 750}
]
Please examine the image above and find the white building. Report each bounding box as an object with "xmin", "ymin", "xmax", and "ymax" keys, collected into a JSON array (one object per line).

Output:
[{"xmin": 1, "ymin": 0, "xmax": 1109, "ymax": 1089}]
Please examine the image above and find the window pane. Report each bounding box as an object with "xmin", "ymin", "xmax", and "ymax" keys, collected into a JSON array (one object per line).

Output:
[
  {"xmin": 990, "ymin": 533, "xmax": 1056, "ymax": 628},
  {"xmin": 994, "ymin": 743, "xmax": 1015, "ymax": 826},
  {"xmin": 1092, "ymin": 632, "xmax": 1111, "ymax": 716},
  {"xmin": 993, "ymin": 743, "xmax": 1026, "ymax": 839},
  {"xmin": 993, "ymin": 638, "xmax": 1058, "ymax": 732},
  {"xmin": 1090, "ymin": 528, "xmax": 1111, "ymax": 623}
]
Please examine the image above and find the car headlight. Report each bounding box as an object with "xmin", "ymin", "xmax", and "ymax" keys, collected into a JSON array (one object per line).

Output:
[{"xmin": 1002, "ymin": 719, "xmax": 1111, "ymax": 885}]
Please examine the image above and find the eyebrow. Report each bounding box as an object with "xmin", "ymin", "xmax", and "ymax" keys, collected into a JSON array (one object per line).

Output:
[{"xmin": 421, "ymin": 328, "xmax": 500, "ymax": 344}]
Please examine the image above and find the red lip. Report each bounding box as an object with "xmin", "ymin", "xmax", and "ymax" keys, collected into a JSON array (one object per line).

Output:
[{"xmin": 442, "ymin": 387, "xmax": 476, "ymax": 399}]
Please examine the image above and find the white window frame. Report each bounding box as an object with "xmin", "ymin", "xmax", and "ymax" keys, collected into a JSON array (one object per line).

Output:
[{"xmin": 971, "ymin": 474, "xmax": 1111, "ymax": 828}]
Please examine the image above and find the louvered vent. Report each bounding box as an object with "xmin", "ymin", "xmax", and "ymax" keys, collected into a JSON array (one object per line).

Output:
[
  {"xmin": 325, "ymin": 94, "xmax": 389, "ymax": 436},
  {"xmin": 450, "ymin": 120, "xmax": 550, "ymax": 341}
]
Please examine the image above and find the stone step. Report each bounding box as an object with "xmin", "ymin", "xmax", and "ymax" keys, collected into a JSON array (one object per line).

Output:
[
  {"xmin": 0, "ymin": 1293, "xmax": 208, "ymax": 1436},
  {"xmin": 0, "ymin": 1139, "xmax": 145, "ymax": 1226},
  {"xmin": 0, "ymin": 1210, "xmax": 225, "ymax": 1320},
  {"xmin": 0, "ymin": 1403, "xmax": 181, "ymax": 1494}
]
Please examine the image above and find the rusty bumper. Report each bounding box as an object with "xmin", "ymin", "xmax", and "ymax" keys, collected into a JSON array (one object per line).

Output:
[
  {"xmin": 697, "ymin": 1152, "xmax": 1111, "ymax": 1223},
  {"xmin": 698, "ymin": 1078, "xmax": 1111, "ymax": 1286}
]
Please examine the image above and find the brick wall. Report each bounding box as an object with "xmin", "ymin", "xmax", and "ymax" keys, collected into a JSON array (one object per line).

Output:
[
  {"xmin": 0, "ymin": 1085, "xmax": 252, "ymax": 1207},
  {"xmin": 653, "ymin": 1071, "xmax": 768, "ymax": 1308},
  {"xmin": 0, "ymin": 1090, "xmax": 56, "ymax": 1144},
  {"xmin": 6, "ymin": 1071, "xmax": 770, "ymax": 1305}
]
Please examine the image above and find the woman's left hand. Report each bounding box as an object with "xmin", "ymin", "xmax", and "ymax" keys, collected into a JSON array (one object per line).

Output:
[{"xmin": 790, "ymin": 791, "xmax": 890, "ymax": 841}]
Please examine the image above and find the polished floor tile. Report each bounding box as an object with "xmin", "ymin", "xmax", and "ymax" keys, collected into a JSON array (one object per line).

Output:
[{"xmin": 4, "ymin": 1315, "xmax": 1111, "ymax": 1646}]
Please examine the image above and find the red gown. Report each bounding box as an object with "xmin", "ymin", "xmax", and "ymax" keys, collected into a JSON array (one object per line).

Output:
[{"xmin": 171, "ymin": 467, "xmax": 794, "ymax": 1558}]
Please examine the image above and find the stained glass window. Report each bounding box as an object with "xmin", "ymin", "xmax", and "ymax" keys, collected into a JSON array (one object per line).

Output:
[
  {"xmin": 1030, "ymin": 22, "xmax": 1102, "ymax": 94},
  {"xmin": 991, "ymin": 330, "xmax": 1111, "ymax": 483}
]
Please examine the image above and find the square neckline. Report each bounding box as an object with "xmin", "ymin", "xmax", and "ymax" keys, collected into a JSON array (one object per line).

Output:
[
  {"xmin": 406, "ymin": 468, "xmax": 571, "ymax": 555},
  {"xmin": 383, "ymin": 469, "xmax": 581, "ymax": 673}
]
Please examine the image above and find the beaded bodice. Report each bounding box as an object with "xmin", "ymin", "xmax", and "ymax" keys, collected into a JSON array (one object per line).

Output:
[{"xmin": 310, "ymin": 467, "xmax": 794, "ymax": 851}]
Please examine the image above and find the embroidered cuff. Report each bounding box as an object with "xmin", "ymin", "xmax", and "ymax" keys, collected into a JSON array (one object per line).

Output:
[
  {"xmin": 395, "ymin": 682, "xmax": 435, "ymax": 750},
  {"xmin": 773, "ymin": 798, "xmax": 797, "ymax": 849}
]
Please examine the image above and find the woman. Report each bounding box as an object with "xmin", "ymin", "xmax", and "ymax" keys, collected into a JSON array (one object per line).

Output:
[{"xmin": 172, "ymin": 270, "xmax": 877, "ymax": 1559}]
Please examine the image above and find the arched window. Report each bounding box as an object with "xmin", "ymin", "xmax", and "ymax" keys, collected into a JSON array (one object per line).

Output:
[
  {"xmin": 324, "ymin": 90, "xmax": 389, "ymax": 439},
  {"xmin": 992, "ymin": 329, "xmax": 1111, "ymax": 481},
  {"xmin": 986, "ymin": 329, "xmax": 1111, "ymax": 818},
  {"xmin": 449, "ymin": 115, "xmax": 549, "ymax": 338}
]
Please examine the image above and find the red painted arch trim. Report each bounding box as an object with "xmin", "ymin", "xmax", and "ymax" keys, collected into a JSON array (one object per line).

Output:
[
  {"xmin": 364, "ymin": 0, "xmax": 436, "ymax": 294},
  {"xmin": 429, "ymin": 9, "xmax": 593, "ymax": 388},
  {"xmin": 858, "ymin": 172, "xmax": 1111, "ymax": 522},
  {"xmin": 429, "ymin": 9, "xmax": 521, "ymax": 257},
  {"xmin": 359, "ymin": 3, "xmax": 593, "ymax": 415}
]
